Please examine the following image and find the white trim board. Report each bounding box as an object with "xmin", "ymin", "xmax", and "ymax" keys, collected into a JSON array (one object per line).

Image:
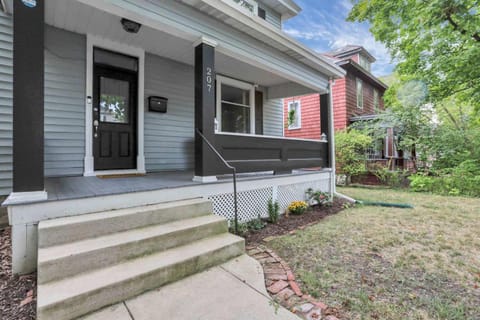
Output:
[
  {"xmin": 3, "ymin": 191, "xmax": 48, "ymax": 206},
  {"xmin": 84, "ymin": 34, "xmax": 146, "ymax": 176}
]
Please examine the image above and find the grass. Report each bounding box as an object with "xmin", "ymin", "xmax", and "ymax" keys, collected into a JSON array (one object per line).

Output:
[{"xmin": 268, "ymin": 187, "xmax": 480, "ymax": 320}]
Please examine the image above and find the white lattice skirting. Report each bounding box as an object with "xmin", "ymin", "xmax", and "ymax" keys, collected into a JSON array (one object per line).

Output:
[{"xmin": 208, "ymin": 171, "xmax": 332, "ymax": 222}]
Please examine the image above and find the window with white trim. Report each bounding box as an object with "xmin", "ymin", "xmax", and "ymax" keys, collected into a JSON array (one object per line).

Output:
[
  {"xmin": 356, "ymin": 78, "xmax": 363, "ymax": 109},
  {"xmin": 216, "ymin": 75, "xmax": 255, "ymax": 134},
  {"xmin": 287, "ymin": 100, "xmax": 301, "ymax": 130},
  {"xmin": 359, "ymin": 54, "xmax": 371, "ymax": 72},
  {"xmin": 373, "ymin": 89, "xmax": 379, "ymax": 111}
]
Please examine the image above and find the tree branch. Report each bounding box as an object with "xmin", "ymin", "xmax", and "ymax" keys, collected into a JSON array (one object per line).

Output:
[{"xmin": 445, "ymin": 11, "xmax": 480, "ymax": 42}]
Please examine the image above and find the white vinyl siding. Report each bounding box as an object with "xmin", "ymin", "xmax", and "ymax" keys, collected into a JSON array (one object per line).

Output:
[
  {"xmin": 0, "ymin": 12, "xmax": 12, "ymax": 195},
  {"xmin": 262, "ymin": 95, "xmax": 283, "ymax": 137},
  {"xmin": 257, "ymin": 1, "xmax": 282, "ymax": 28},
  {"xmin": 44, "ymin": 26, "xmax": 86, "ymax": 177},
  {"xmin": 144, "ymin": 53, "xmax": 195, "ymax": 171}
]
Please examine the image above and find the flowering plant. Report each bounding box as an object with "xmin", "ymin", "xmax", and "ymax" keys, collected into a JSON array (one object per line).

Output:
[
  {"xmin": 288, "ymin": 201, "xmax": 308, "ymax": 215},
  {"xmin": 306, "ymin": 188, "xmax": 331, "ymax": 206}
]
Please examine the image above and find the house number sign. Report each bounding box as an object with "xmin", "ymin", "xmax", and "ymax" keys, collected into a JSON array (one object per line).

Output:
[{"xmin": 206, "ymin": 67, "xmax": 213, "ymax": 93}]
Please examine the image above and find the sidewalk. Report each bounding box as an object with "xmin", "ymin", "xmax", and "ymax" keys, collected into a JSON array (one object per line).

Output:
[{"xmin": 80, "ymin": 254, "xmax": 300, "ymax": 320}]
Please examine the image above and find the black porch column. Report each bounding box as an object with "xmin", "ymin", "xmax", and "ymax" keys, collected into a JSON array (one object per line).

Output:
[
  {"xmin": 320, "ymin": 93, "xmax": 330, "ymax": 168},
  {"xmin": 194, "ymin": 41, "xmax": 217, "ymax": 178},
  {"xmin": 12, "ymin": 0, "xmax": 45, "ymax": 192}
]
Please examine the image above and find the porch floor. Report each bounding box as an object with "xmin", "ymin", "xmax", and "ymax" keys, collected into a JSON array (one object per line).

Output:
[{"xmin": 44, "ymin": 169, "xmax": 324, "ymax": 202}]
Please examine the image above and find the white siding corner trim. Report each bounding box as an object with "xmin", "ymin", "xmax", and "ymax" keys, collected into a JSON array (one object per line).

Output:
[{"xmin": 84, "ymin": 34, "xmax": 145, "ymax": 176}]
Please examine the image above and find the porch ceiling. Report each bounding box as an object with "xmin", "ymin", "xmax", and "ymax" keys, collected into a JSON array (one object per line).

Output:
[{"xmin": 43, "ymin": 0, "xmax": 295, "ymax": 88}]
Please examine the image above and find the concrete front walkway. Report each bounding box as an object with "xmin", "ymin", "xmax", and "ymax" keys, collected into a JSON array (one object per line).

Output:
[{"xmin": 79, "ymin": 255, "xmax": 300, "ymax": 320}]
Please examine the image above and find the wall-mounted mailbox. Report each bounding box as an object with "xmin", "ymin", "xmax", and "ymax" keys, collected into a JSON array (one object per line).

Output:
[{"xmin": 148, "ymin": 96, "xmax": 168, "ymax": 113}]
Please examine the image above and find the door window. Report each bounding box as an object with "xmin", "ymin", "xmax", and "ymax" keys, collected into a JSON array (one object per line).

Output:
[{"xmin": 99, "ymin": 77, "xmax": 130, "ymax": 124}]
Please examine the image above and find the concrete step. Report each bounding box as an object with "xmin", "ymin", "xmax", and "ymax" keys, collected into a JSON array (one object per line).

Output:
[
  {"xmin": 37, "ymin": 233, "xmax": 244, "ymax": 320},
  {"xmin": 38, "ymin": 215, "xmax": 228, "ymax": 284},
  {"xmin": 38, "ymin": 198, "xmax": 211, "ymax": 247}
]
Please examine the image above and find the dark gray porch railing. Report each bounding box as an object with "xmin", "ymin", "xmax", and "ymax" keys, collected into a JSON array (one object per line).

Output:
[
  {"xmin": 214, "ymin": 133, "xmax": 329, "ymax": 174},
  {"xmin": 195, "ymin": 129, "xmax": 239, "ymax": 235}
]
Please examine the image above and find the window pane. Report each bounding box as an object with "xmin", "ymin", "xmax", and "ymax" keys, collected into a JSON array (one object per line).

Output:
[
  {"xmin": 288, "ymin": 102, "xmax": 301, "ymax": 129},
  {"xmin": 221, "ymin": 84, "xmax": 250, "ymax": 105},
  {"xmin": 357, "ymin": 79, "xmax": 363, "ymax": 108},
  {"xmin": 221, "ymin": 102, "xmax": 250, "ymax": 133},
  {"xmin": 100, "ymin": 77, "xmax": 129, "ymax": 124}
]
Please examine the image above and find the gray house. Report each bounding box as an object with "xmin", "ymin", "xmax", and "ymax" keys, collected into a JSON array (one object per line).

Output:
[{"xmin": 1, "ymin": 0, "xmax": 344, "ymax": 318}]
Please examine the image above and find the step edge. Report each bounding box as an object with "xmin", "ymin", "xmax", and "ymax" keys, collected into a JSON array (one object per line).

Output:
[
  {"xmin": 37, "ymin": 241, "xmax": 244, "ymax": 320},
  {"xmin": 38, "ymin": 215, "xmax": 227, "ymax": 263},
  {"xmin": 37, "ymin": 233, "xmax": 244, "ymax": 307},
  {"xmin": 38, "ymin": 198, "xmax": 211, "ymax": 229}
]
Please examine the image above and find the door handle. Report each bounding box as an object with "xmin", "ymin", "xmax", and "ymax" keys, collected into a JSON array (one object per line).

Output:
[{"xmin": 93, "ymin": 120, "xmax": 99, "ymax": 138}]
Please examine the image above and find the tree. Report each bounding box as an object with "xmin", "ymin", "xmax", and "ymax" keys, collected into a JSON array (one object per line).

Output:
[
  {"xmin": 354, "ymin": 74, "xmax": 480, "ymax": 172},
  {"xmin": 348, "ymin": 0, "xmax": 480, "ymax": 111}
]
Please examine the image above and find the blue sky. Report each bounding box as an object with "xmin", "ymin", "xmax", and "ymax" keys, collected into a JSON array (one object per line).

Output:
[{"xmin": 283, "ymin": 0, "xmax": 395, "ymax": 76}]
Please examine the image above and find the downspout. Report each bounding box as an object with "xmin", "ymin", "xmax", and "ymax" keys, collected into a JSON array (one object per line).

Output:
[{"xmin": 327, "ymin": 79, "xmax": 336, "ymax": 199}]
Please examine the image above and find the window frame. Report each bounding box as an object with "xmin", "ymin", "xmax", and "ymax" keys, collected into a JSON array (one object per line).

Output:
[
  {"xmin": 356, "ymin": 77, "xmax": 364, "ymax": 109},
  {"xmin": 216, "ymin": 75, "xmax": 256, "ymax": 134},
  {"xmin": 358, "ymin": 54, "xmax": 371, "ymax": 72},
  {"xmin": 287, "ymin": 100, "xmax": 301, "ymax": 130},
  {"xmin": 373, "ymin": 89, "xmax": 379, "ymax": 112}
]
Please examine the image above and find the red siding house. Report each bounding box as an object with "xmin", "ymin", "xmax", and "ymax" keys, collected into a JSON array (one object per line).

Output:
[{"xmin": 284, "ymin": 45, "xmax": 408, "ymax": 169}]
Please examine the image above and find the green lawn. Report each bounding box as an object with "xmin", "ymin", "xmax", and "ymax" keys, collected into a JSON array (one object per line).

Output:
[{"xmin": 268, "ymin": 187, "xmax": 480, "ymax": 320}]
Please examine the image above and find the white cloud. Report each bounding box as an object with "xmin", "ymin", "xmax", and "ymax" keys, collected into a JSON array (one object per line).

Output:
[
  {"xmin": 284, "ymin": 3, "xmax": 395, "ymax": 76},
  {"xmin": 283, "ymin": 28, "xmax": 332, "ymax": 40}
]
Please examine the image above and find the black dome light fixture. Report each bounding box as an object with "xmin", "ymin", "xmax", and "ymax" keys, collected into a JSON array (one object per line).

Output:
[{"xmin": 121, "ymin": 18, "xmax": 142, "ymax": 33}]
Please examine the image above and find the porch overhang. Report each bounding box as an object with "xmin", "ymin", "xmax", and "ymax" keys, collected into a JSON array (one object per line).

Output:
[
  {"xmin": 179, "ymin": 0, "xmax": 344, "ymax": 78},
  {"xmin": 44, "ymin": 0, "xmax": 340, "ymax": 93}
]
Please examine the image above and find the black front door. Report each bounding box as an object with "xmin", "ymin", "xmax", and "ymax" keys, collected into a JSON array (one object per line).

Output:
[{"xmin": 93, "ymin": 65, "xmax": 137, "ymax": 170}]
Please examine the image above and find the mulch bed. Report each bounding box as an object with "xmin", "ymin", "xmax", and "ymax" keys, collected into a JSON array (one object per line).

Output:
[
  {"xmin": 245, "ymin": 198, "xmax": 348, "ymax": 245},
  {"xmin": 0, "ymin": 226, "xmax": 36, "ymax": 320}
]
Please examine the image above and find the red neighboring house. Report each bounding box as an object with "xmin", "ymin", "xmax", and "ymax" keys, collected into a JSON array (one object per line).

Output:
[{"xmin": 284, "ymin": 45, "xmax": 407, "ymax": 170}]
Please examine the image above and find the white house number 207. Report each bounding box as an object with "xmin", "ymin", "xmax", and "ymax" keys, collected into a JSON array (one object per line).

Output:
[{"xmin": 206, "ymin": 67, "xmax": 213, "ymax": 93}]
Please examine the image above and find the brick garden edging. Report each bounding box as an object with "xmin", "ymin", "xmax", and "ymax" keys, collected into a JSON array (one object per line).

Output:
[{"xmin": 247, "ymin": 245, "xmax": 340, "ymax": 320}]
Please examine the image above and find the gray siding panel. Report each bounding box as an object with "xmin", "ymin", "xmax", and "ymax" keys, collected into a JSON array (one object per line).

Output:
[
  {"xmin": 144, "ymin": 53, "xmax": 195, "ymax": 171},
  {"xmin": 258, "ymin": 1, "xmax": 282, "ymax": 29},
  {"xmin": 44, "ymin": 26, "xmax": 86, "ymax": 177},
  {"xmin": 0, "ymin": 12, "xmax": 12, "ymax": 195},
  {"xmin": 263, "ymin": 96, "xmax": 283, "ymax": 137}
]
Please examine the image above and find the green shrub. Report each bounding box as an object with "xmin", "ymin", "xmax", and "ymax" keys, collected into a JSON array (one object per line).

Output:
[
  {"xmin": 228, "ymin": 219, "xmax": 248, "ymax": 236},
  {"xmin": 409, "ymin": 160, "xmax": 480, "ymax": 197},
  {"xmin": 409, "ymin": 174, "xmax": 435, "ymax": 192},
  {"xmin": 267, "ymin": 199, "xmax": 280, "ymax": 223},
  {"xmin": 247, "ymin": 215, "xmax": 266, "ymax": 231},
  {"xmin": 335, "ymin": 129, "xmax": 372, "ymax": 185}
]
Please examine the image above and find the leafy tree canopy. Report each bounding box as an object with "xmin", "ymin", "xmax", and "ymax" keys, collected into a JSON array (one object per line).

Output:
[{"xmin": 348, "ymin": 0, "xmax": 480, "ymax": 110}]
